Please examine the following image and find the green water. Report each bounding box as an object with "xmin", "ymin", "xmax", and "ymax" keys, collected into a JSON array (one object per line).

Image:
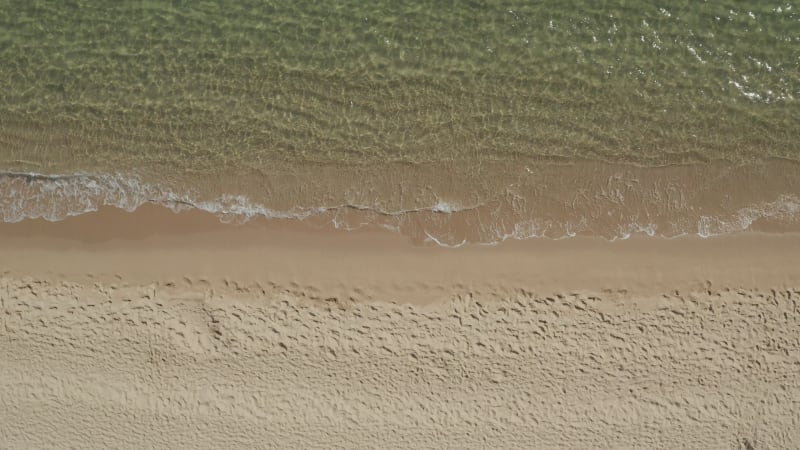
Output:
[{"xmin": 1, "ymin": 0, "xmax": 798, "ymax": 172}]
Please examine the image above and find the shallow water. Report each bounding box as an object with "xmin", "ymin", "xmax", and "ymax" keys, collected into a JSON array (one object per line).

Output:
[{"xmin": 1, "ymin": 1, "xmax": 799, "ymax": 242}]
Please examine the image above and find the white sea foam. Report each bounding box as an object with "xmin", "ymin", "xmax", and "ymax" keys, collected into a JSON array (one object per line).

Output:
[
  {"xmin": 431, "ymin": 200, "xmax": 462, "ymax": 214},
  {"xmin": 1, "ymin": 172, "xmax": 156, "ymax": 222},
  {"xmin": 0, "ymin": 171, "xmax": 327, "ymax": 224},
  {"xmin": 696, "ymin": 194, "xmax": 800, "ymax": 238},
  {"xmin": 423, "ymin": 231, "xmax": 467, "ymax": 248},
  {"xmin": 612, "ymin": 222, "xmax": 658, "ymax": 241},
  {"xmin": 2, "ymin": 171, "xmax": 799, "ymax": 246}
]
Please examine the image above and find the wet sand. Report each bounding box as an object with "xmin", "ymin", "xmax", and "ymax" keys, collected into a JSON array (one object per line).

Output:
[{"xmin": 2, "ymin": 205, "xmax": 800, "ymax": 448}]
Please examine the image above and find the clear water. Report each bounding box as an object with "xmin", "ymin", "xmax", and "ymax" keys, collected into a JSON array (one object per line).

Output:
[{"xmin": 1, "ymin": 1, "xmax": 799, "ymax": 242}]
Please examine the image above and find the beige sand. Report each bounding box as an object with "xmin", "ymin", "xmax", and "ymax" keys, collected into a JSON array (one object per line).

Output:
[{"xmin": 2, "ymin": 206, "xmax": 800, "ymax": 448}]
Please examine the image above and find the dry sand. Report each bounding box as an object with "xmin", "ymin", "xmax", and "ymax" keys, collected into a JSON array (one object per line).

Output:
[{"xmin": 2, "ymin": 205, "xmax": 800, "ymax": 448}]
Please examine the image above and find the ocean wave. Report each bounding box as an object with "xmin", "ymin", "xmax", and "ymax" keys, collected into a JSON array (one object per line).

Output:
[
  {"xmin": 1, "ymin": 171, "xmax": 799, "ymax": 245},
  {"xmin": 696, "ymin": 194, "xmax": 800, "ymax": 238},
  {"xmin": 0, "ymin": 171, "xmax": 312, "ymax": 223},
  {"xmin": 0, "ymin": 170, "xmax": 481, "ymax": 225}
]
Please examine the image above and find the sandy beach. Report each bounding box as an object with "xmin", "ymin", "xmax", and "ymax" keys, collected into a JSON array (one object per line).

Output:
[
  {"xmin": 3, "ymin": 1, "xmax": 799, "ymax": 447},
  {"xmin": 2, "ymin": 205, "xmax": 799, "ymax": 448}
]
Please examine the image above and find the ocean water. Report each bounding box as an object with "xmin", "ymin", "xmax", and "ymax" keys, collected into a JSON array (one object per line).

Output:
[{"xmin": 1, "ymin": 1, "xmax": 799, "ymax": 243}]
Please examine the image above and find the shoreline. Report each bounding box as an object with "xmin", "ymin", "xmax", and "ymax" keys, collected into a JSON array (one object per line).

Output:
[
  {"xmin": 3, "ymin": 1, "xmax": 799, "ymax": 445},
  {"xmin": 3, "ymin": 158, "xmax": 800, "ymax": 243},
  {"xmin": 2, "ymin": 203, "xmax": 799, "ymax": 305},
  {"xmin": 2, "ymin": 204, "xmax": 800, "ymax": 448},
  {"xmin": 4, "ymin": 185, "xmax": 800, "ymax": 449}
]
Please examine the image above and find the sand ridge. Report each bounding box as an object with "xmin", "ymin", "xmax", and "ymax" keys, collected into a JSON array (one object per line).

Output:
[{"xmin": 2, "ymin": 276, "xmax": 798, "ymax": 448}]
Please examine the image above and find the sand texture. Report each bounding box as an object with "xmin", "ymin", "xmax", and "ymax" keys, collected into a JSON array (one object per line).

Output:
[
  {"xmin": 2, "ymin": 278, "xmax": 799, "ymax": 449},
  {"xmin": 2, "ymin": 207, "xmax": 800, "ymax": 448}
]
